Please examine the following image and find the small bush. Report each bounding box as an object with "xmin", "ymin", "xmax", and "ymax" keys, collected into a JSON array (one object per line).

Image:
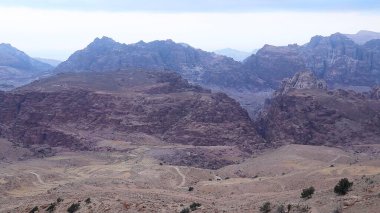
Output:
[
  {"xmin": 189, "ymin": 202, "xmax": 201, "ymax": 211},
  {"xmin": 188, "ymin": 186, "xmax": 194, "ymax": 192},
  {"xmin": 57, "ymin": 197, "xmax": 64, "ymax": 203},
  {"xmin": 301, "ymin": 186, "xmax": 315, "ymax": 199},
  {"xmin": 46, "ymin": 203, "xmax": 57, "ymax": 213},
  {"xmin": 332, "ymin": 206, "xmax": 342, "ymax": 213},
  {"xmin": 287, "ymin": 204, "xmax": 292, "ymax": 212},
  {"xmin": 85, "ymin": 198, "xmax": 91, "ymax": 204},
  {"xmin": 29, "ymin": 206, "xmax": 38, "ymax": 213},
  {"xmin": 334, "ymin": 178, "xmax": 353, "ymax": 195},
  {"xmin": 260, "ymin": 202, "xmax": 271, "ymax": 213},
  {"xmin": 67, "ymin": 203, "xmax": 80, "ymax": 213},
  {"xmin": 276, "ymin": 204, "xmax": 285, "ymax": 213},
  {"xmin": 180, "ymin": 207, "xmax": 190, "ymax": 213}
]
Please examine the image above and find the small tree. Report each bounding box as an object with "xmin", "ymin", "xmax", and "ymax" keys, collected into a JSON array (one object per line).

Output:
[
  {"xmin": 260, "ymin": 202, "xmax": 271, "ymax": 213},
  {"xmin": 67, "ymin": 203, "xmax": 80, "ymax": 213},
  {"xmin": 188, "ymin": 186, "xmax": 194, "ymax": 192},
  {"xmin": 301, "ymin": 186, "xmax": 315, "ymax": 199},
  {"xmin": 29, "ymin": 206, "xmax": 38, "ymax": 213},
  {"xmin": 276, "ymin": 204, "xmax": 285, "ymax": 213},
  {"xmin": 334, "ymin": 178, "xmax": 353, "ymax": 195},
  {"xmin": 46, "ymin": 203, "xmax": 57, "ymax": 213},
  {"xmin": 180, "ymin": 207, "xmax": 190, "ymax": 213},
  {"xmin": 189, "ymin": 202, "xmax": 201, "ymax": 211},
  {"xmin": 85, "ymin": 198, "xmax": 91, "ymax": 204}
]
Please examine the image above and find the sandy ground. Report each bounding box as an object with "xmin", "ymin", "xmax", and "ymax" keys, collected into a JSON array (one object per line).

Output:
[{"xmin": 1, "ymin": 141, "xmax": 380, "ymax": 213}]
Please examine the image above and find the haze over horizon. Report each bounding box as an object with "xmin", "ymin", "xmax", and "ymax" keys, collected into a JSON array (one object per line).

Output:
[{"xmin": 1, "ymin": 0, "xmax": 380, "ymax": 60}]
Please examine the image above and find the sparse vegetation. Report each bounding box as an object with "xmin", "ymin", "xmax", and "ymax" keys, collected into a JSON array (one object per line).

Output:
[
  {"xmin": 332, "ymin": 206, "xmax": 342, "ymax": 213},
  {"xmin": 46, "ymin": 202, "xmax": 57, "ymax": 213},
  {"xmin": 300, "ymin": 186, "xmax": 315, "ymax": 199},
  {"xmin": 85, "ymin": 197, "xmax": 91, "ymax": 204},
  {"xmin": 57, "ymin": 197, "xmax": 64, "ymax": 203},
  {"xmin": 180, "ymin": 207, "xmax": 190, "ymax": 213},
  {"xmin": 276, "ymin": 204, "xmax": 285, "ymax": 213},
  {"xmin": 260, "ymin": 202, "xmax": 271, "ymax": 213},
  {"xmin": 189, "ymin": 202, "xmax": 201, "ymax": 211},
  {"xmin": 188, "ymin": 186, "xmax": 194, "ymax": 191},
  {"xmin": 334, "ymin": 178, "xmax": 353, "ymax": 195},
  {"xmin": 67, "ymin": 203, "xmax": 80, "ymax": 213},
  {"xmin": 29, "ymin": 206, "xmax": 38, "ymax": 213}
]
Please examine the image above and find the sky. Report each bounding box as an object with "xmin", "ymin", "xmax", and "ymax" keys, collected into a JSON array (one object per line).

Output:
[{"xmin": 0, "ymin": 0, "xmax": 380, "ymax": 60}]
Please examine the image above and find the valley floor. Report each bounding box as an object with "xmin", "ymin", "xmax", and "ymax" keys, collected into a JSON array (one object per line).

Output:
[{"xmin": 1, "ymin": 140, "xmax": 380, "ymax": 213}]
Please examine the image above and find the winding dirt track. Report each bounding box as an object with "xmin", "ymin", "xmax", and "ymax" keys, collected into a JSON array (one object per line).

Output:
[
  {"xmin": 172, "ymin": 166, "xmax": 186, "ymax": 188},
  {"xmin": 29, "ymin": 172, "xmax": 45, "ymax": 185}
]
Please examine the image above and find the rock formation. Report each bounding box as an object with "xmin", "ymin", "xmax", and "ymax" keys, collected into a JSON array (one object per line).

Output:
[
  {"xmin": 243, "ymin": 33, "xmax": 380, "ymax": 88},
  {"xmin": 257, "ymin": 72, "xmax": 380, "ymax": 147},
  {"xmin": 275, "ymin": 71, "xmax": 327, "ymax": 95},
  {"xmin": 0, "ymin": 43, "xmax": 53, "ymax": 90},
  {"xmin": 1, "ymin": 70, "xmax": 265, "ymax": 153},
  {"xmin": 54, "ymin": 37, "xmax": 265, "ymax": 90}
]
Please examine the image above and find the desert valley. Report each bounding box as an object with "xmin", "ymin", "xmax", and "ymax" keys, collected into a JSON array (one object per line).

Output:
[{"xmin": 0, "ymin": 29, "xmax": 380, "ymax": 213}]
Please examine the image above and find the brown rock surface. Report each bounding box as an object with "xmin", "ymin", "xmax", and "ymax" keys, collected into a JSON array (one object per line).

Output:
[
  {"xmin": 257, "ymin": 72, "xmax": 380, "ymax": 147},
  {"xmin": 0, "ymin": 70, "xmax": 264, "ymax": 153}
]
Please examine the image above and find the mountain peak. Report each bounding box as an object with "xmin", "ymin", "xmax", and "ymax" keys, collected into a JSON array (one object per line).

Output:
[{"xmin": 345, "ymin": 30, "xmax": 380, "ymax": 44}]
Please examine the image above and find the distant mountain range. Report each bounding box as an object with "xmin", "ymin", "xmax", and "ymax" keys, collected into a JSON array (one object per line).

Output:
[
  {"xmin": 243, "ymin": 32, "xmax": 380, "ymax": 88},
  {"xmin": 54, "ymin": 37, "xmax": 265, "ymax": 90},
  {"xmin": 34, "ymin": 57, "xmax": 62, "ymax": 67},
  {"xmin": 345, "ymin": 30, "xmax": 380, "ymax": 45},
  {"xmin": 213, "ymin": 48, "xmax": 256, "ymax": 61},
  {"xmin": 0, "ymin": 43, "xmax": 53, "ymax": 90},
  {"xmin": 1, "ymin": 30, "xmax": 380, "ymax": 117}
]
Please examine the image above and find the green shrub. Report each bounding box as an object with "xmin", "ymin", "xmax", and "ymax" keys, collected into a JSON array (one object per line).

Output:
[
  {"xmin": 180, "ymin": 207, "xmax": 190, "ymax": 213},
  {"xmin": 29, "ymin": 206, "xmax": 38, "ymax": 213},
  {"xmin": 334, "ymin": 178, "xmax": 353, "ymax": 195},
  {"xmin": 189, "ymin": 202, "xmax": 201, "ymax": 211},
  {"xmin": 276, "ymin": 204, "xmax": 285, "ymax": 213},
  {"xmin": 85, "ymin": 198, "xmax": 91, "ymax": 204},
  {"xmin": 46, "ymin": 203, "xmax": 56, "ymax": 213},
  {"xmin": 260, "ymin": 202, "xmax": 271, "ymax": 213},
  {"xmin": 301, "ymin": 186, "xmax": 315, "ymax": 199},
  {"xmin": 67, "ymin": 203, "xmax": 80, "ymax": 213}
]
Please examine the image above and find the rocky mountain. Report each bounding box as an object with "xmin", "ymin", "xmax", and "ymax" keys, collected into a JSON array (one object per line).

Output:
[
  {"xmin": 214, "ymin": 48, "xmax": 253, "ymax": 61},
  {"xmin": 345, "ymin": 30, "xmax": 380, "ymax": 45},
  {"xmin": 0, "ymin": 44, "xmax": 53, "ymax": 90},
  {"xmin": 1, "ymin": 70, "xmax": 265, "ymax": 153},
  {"xmin": 34, "ymin": 57, "xmax": 62, "ymax": 67},
  {"xmin": 54, "ymin": 37, "xmax": 265, "ymax": 90},
  {"xmin": 242, "ymin": 33, "xmax": 380, "ymax": 89},
  {"xmin": 257, "ymin": 71, "xmax": 380, "ymax": 148}
]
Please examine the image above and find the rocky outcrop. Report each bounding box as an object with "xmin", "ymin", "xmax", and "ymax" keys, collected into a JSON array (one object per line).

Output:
[
  {"xmin": 54, "ymin": 37, "xmax": 265, "ymax": 90},
  {"xmin": 371, "ymin": 87, "xmax": 380, "ymax": 99},
  {"xmin": 0, "ymin": 44, "xmax": 53, "ymax": 90},
  {"xmin": 345, "ymin": 30, "xmax": 380, "ymax": 45},
  {"xmin": 1, "ymin": 71, "xmax": 265, "ymax": 152},
  {"xmin": 242, "ymin": 33, "xmax": 380, "ymax": 88},
  {"xmin": 275, "ymin": 71, "xmax": 326, "ymax": 95},
  {"xmin": 257, "ymin": 72, "xmax": 380, "ymax": 147}
]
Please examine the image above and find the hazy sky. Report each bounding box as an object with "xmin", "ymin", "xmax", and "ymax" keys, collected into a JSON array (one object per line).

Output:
[{"xmin": 0, "ymin": 0, "xmax": 379, "ymax": 60}]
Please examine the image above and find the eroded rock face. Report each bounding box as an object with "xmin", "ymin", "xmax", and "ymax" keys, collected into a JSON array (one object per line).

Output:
[
  {"xmin": 0, "ymin": 43, "xmax": 53, "ymax": 90},
  {"xmin": 0, "ymin": 71, "xmax": 265, "ymax": 152},
  {"xmin": 243, "ymin": 33, "xmax": 380, "ymax": 88},
  {"xmin": 257, "ymin": 73, "xmax": 380, "ymax": 147},
  {"xmin": 54, "ymin": 37, "xmax": 265, "ymax": 90},
  {"xmin": 371, "ymin": 87, "xmax": 380, "ymax": 99},
  {"xmin": 276, "ymin": 71, "xmax": 327, "ymax": 95}
]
